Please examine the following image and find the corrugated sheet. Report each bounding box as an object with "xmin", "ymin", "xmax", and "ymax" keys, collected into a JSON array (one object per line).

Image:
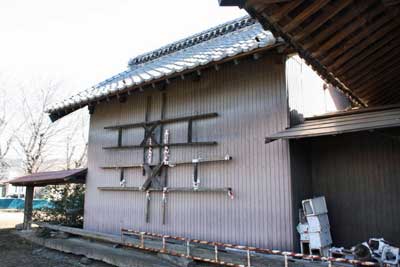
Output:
[
  {"xmin": 84, "ymin": 55, "xmax": 294, "ymax": 250},
  {"xmin": 309, "ymin": 131, "xmax": 400, "ymax": 247},
  {"xmin": 267, "ymin": 106, "xmax": 400, "ymax": 141},
  {"xmin": 47, "ymin": 16, "xmax": 278, "ymax": 120}
]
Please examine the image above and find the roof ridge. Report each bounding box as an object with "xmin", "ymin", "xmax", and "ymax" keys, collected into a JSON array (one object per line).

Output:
[{"xmin": 127, "ymin": 15, "xmax": 255, "ymax": 67}]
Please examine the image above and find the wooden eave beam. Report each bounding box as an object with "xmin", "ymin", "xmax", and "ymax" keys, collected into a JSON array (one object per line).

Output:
[
  {"xmin": 349, "ymin": 60, "xmax": 400, "ymax": 92},
  {"xmin": 331, "ymin": 24, "xmax": 400, "ymax": 74},
  {"xmin": 280, "ymin": 0, "xmax": 330, "ymax": 33},
  {"xmin": 292, "ymin": 0, "xmax": 352, "ymax": 42},
  {"xmin": 321, "ymin": 8, "xmax": 394, "ymax": 66},
  {"xmin": 246, "ymin": 8, "xmax": 366, "ymax": 107},
  {"xmin": 312, "ymin": 5, "xmax": 386, "ymax": 59},
  {"xmin": 266, "ymin": 0, "xmax": 304, "ymax": 23},
  {"xmin": 358, "ymin": 75, "xmax": 400, "ymax": 101},
  {"xmin": 336, "ymin": 40, "xmax": 400, "ymax": 81},
  {"xmin": 347, "ymin": 56, "xmax": 400, "ymax": 88},
  {"xmin": 367, "ymin": 80, "xmax": 400, "ymax": 105},
  {"xmin": 301, "ymin": 2, "xmax": 371, "ymax": 51},
  {"xmin": 360, "ymin": 74, "xmax": 400, "ymax": 99}
]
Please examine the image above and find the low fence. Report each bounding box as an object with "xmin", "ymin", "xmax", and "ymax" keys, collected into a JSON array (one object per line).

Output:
[{"xmin": 0, "ymin": 198, "xmax": 52, "ymax": 210}]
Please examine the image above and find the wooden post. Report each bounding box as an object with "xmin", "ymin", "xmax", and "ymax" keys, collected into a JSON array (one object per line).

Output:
[{"xmin": 23, "ymin": 186, "xmax": 34, "ymax": 230}]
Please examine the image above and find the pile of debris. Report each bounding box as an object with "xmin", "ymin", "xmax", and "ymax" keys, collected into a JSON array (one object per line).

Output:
[{"xmin": 331, "ymin": 238, "xmax": 399, "ymax": 266}]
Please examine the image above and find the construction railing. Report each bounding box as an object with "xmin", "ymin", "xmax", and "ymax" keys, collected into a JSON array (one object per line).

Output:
[{"xmin": 121, "ymin": 228, "xmax": 379, "ymax": 267}]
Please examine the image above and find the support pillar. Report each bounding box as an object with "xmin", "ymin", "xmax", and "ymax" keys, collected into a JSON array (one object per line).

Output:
[{"xmin": 23, "ymin": 186, "xmax": 34, "ymax": 230}]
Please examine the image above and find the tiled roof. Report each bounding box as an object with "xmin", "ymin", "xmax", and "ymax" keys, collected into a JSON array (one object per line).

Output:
[{"xmin": 47, "ymin": 16, "xmax": 278, "ymax": 119}]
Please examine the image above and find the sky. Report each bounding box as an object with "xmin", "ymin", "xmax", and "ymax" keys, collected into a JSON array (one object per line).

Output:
[
  {"xmin": 0, "ymin": 0, "xmax": 246, "ymax": 97},
  {"xmin": 0, "ymin": 0, "xmax": 246, "ymax": 171}
]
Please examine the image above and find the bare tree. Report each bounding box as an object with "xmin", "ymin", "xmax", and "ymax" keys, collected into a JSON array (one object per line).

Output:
[
  {"xmin": 0, "ymin": 88, "xmax": 14, "ymax": 181},
  {"xmin": 65, "ymin": 114, "xmax": 88, "ymax": 170},
  {"xmin": 13, "ymin": 81, "xmax": 64, "ymax": 174}
]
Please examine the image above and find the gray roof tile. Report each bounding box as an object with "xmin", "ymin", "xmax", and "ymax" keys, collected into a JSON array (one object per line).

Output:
[{"xmin": 47, "ymin": 16, "xmax": 278, "ymax": 118}]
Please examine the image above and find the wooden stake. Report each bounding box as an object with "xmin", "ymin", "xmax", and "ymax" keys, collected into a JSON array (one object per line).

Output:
[
  {"xmin": 145, "ymin": 191, "xmax": 151, "ymax": 223},
  {"xmin": 186, "ymin": 240, "xmax": 191, "ymax": 257}
]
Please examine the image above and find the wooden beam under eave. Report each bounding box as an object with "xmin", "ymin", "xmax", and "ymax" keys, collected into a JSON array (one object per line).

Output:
[
  {"xmin": 301, "ymin": 2, "xmax": 371, "ymax": 51},
  {"xmin": 348, "ymin": 59, "xmax": 400, "ymax": 91},
  {"xmin": 292, "ymin": 0, "xmax": 352, "ymax": 42},
  {"xmin": 354, "ymin": 76, "xmax": 400, "ymax": 104},
  {"xmin": 356, "ymin": 75, "xmax": 400, "ymax": 100},
  {"xmin": 338, "ymin": 40, "xmax": 400, "ymax": 80},
  {"xmin": 267, "ymin": 0, "xmax": 304, "ymax": 23},
  {"xmin": 365, "ymin": 81, "xmax": 400, "ymax": 105},
  {"xmin": 329, "ymin": 21, "xmax": 400, "ymax": 73},
  {"xmin": 312, "ymin": 3, "xmax": 386, "ymax": 59},
  {"xmin": 321, "ymin": 6, "xmax": 392, "ymax": 66},
  {"xmin": 349, "ymin": 55, "xmax": 400, "ymax": 89},
  {"xmin": 248, "ymin": 7, "xmax": 367, "ymax": 107},
  {"xmin": 281, "ymin": 0, "xmax": 330, "ymax": 33}
]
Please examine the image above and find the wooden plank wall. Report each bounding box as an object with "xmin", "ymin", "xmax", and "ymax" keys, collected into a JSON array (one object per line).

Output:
[
  {"xmin": 84, "ymin": 55, "xmax": 295, "ymax": 250},
  {"xmin": 304, "ymin": 130, "xmax": 400, "ymax": 247},
  {"xmin": 312, "ymin": 132, "xmax": 400, "ymax": 246}
]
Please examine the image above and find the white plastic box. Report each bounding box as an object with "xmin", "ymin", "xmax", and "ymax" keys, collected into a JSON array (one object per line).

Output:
[
  {"xmin": 306, "ymin": 214, "xmax": 330, "ymax": 232},
  {"xmin": 302, "ymin": 196, "xmax": 328, "ymax": 216},
  {"xmin": 309, "ymin": 228, "xmax": 332, "ymax": 249}
]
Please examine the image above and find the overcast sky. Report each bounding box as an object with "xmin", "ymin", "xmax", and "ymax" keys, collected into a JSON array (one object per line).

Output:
[{"xmin": 0, "ymin": 0, "xmax": 246, "ymax": 97}]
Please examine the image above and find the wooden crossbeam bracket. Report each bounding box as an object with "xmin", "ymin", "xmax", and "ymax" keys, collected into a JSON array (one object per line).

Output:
[
  {"xmin": 104, "ymin": 113, "xmax": 218, "ymax": 130},
  {"xmin": 103, "ymin": 141, "xmax": 217, "ymax": 150},
  {"xmin": 98, "ymin": 186, "xmax": 234, "ymax": 196},
  {"xmin": 100, "ymin": 155, "xmax": 232, "ymax": 170},
  {"xmin": 103, "ymin": 112, "xmax": 219, "ymax": 150}
]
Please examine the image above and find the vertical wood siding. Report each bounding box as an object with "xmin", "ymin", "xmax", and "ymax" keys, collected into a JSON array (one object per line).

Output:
[
  {"xmin": 84, "ymin": 55, "xmax": 294, "ymax": 250},
  {"xmin": 309, "ymin": 131, "xmax": 400, "ymax": 247}
]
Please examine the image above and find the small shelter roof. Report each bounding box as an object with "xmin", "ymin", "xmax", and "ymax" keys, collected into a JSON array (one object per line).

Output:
[
  {"xmin": 8, "ymin": 168, "xmax": 87, "ymax": 186},
  {"xmin": 47, "ymin": 16, "xmax": 280, "ymax": 121},
  {"xmin": 266, "ymin": 105, "xmax": 400, "ymax": 141}
]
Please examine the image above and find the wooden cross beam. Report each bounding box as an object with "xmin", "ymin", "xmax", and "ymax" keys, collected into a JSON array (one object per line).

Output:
[
  {"xmin": 141, "ymin": 163, "xmax": 166, "ymax": 191},
  {"xmin": 139, "ymin": 124, "xmax": 159, "ymax": 147}
]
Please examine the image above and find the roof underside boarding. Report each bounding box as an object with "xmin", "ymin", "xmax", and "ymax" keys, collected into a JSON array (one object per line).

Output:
[
  {"xmin": 221, "ymin": 0, "xmax": 400, "ymax": 107},
  {"xmin": 47, "ymin": 16, "xmax": 279, "ymax": 121}
]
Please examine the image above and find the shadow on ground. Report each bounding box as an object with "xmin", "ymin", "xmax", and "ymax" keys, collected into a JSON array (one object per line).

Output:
[{"xmin": 0, "ymin": 228, "xmax": 111, "ymax": 267}]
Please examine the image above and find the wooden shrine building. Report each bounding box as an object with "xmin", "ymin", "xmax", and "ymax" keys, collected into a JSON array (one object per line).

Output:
[
  {"xmin": 46, "ymin": 9, "xmax": 400, "ymax": 252},
  {"xmin": 219, "ymin": 0, "xmax": 400, "ymax": 249}
]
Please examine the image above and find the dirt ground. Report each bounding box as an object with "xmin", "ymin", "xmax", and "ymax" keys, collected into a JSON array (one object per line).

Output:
[
  {"xmin": 0, "ymin": 211, "xmax": 112, "ymax": 267},
  {"xmin": 0, "ymin": 211, "xmax": 23, "ymax": 229}
]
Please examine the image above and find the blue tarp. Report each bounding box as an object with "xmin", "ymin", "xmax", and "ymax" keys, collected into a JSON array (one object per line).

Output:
[{"xmin": 0, "ymin": 198, "xmax": 53, "ymax": 210}]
